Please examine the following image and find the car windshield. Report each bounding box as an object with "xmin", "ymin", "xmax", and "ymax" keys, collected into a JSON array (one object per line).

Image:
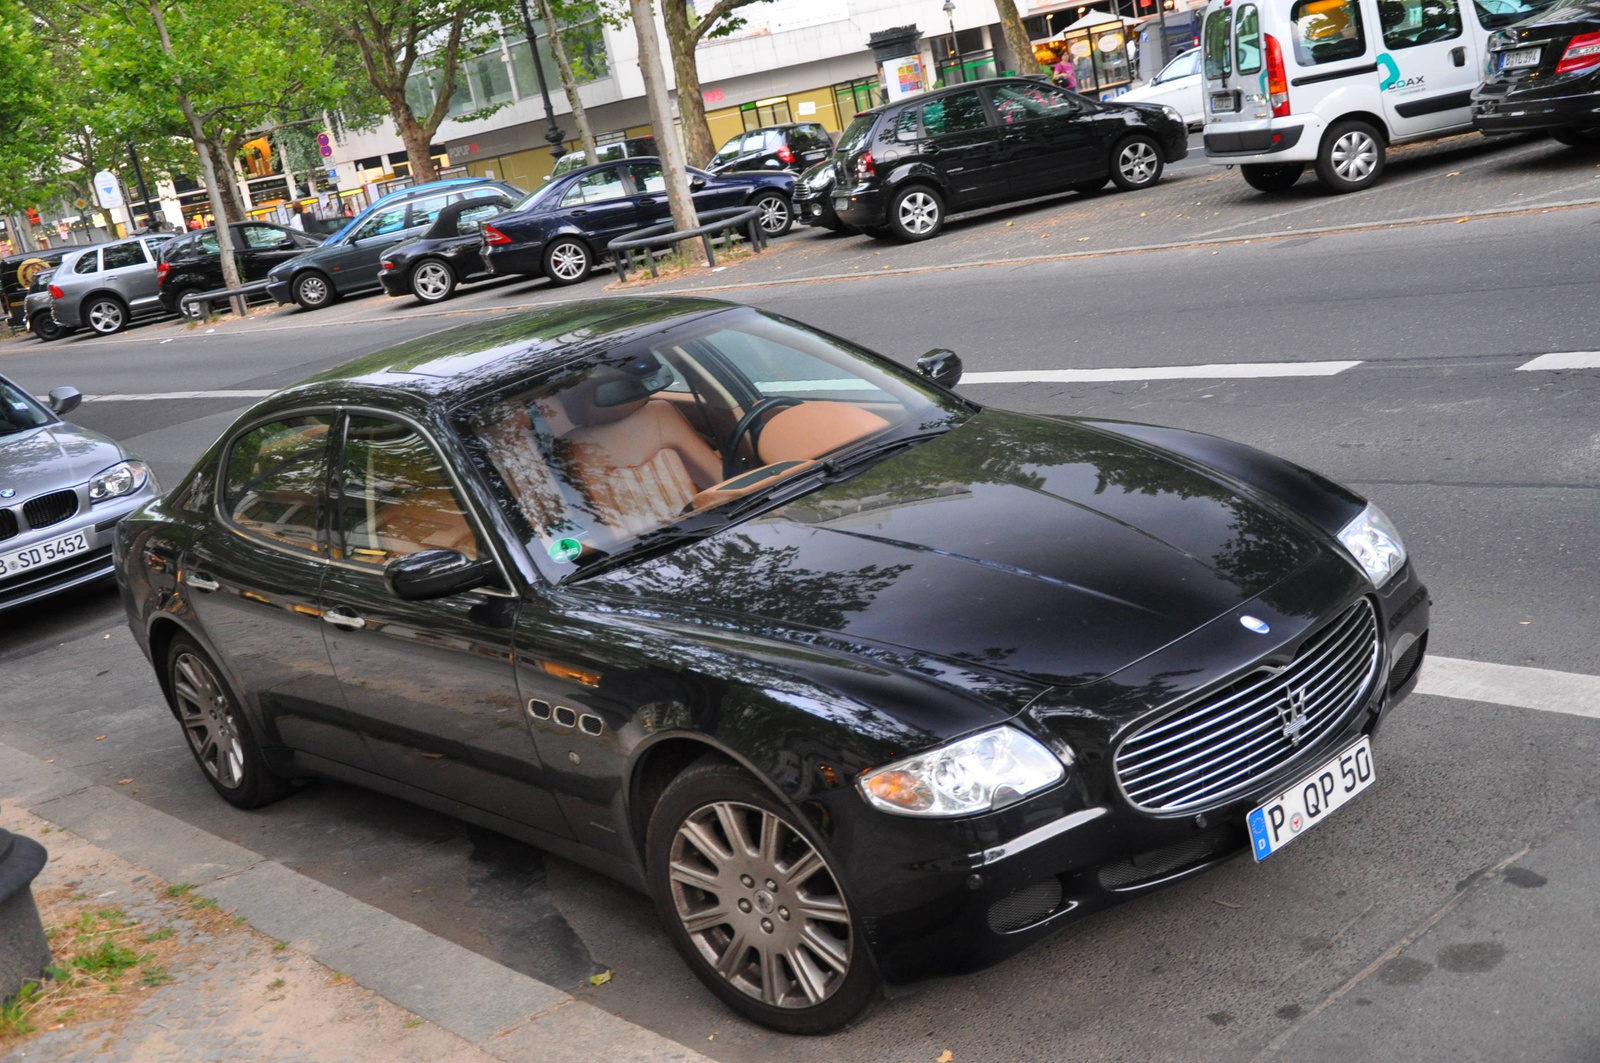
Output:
[
  {"xmin": 458, "ymin": 306, "xmax": 969, "ymax": 576},
  {"xmin": 1472, "ymin": 0, "xmax": 1560, "ymax": 26},
  {"xmin": 0, "ymin": 378, "xmax": 51, "ymax": 435},
  {"xmin": 512, "ymin": 179, "xmax": 565, "ymax": 212}
]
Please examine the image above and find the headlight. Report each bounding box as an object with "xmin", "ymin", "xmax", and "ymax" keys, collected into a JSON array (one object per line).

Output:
[
  {"xmin": 858, "ymin": 725, "xmax": 1064, "ymax": 817},
  {"xmin": 88, "ymin": 460, "xmax": 154, "ymax": 503},
  {"xmin": 1161, "ymin": 105, "xmax": 1184, "ymax": 124},
  {"xmin": 1337, "ymin": 502, "xmax": 1406, "ymax": 587}
]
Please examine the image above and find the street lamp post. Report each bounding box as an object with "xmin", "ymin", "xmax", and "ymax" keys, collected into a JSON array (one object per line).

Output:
[
  {"xmin": 126, "ymin": 142, "xmax": 158, "ymax": 231},
  {"xmin": 515, "ymin": 0, "xmax": 567, "ymax": 159},
  {"xmin": 942, "ymin": 0, "xmax": 962, "ymax": 84}
]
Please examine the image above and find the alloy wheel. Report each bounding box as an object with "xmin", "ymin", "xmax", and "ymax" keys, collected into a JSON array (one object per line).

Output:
[
  {"xmin": 88, "ymin": 300, "xmax": 124, "ymax": 334},
  {"xmin": 668, "ymin": 800, "xmax": 852, "ymax": 1009},
  {"xmin": 412, "ymin": 261, "xmax": 452, "ymax": 301},
  {"xmin": 897, "ymin": 191, "xmax": 939, "ymax": 236},
  {"xmin": 1119, "ymin": 141, "xmax": 1160, "ymax": 186},
  {"xmin": 549, "ymin": 242, "xmax": 588, "ymax": 282},
  {"xmin": 178, "ymin": 290, "xmax": 207, "ymax": 320},
  {"xmin": 173, "ymin": 652, "xmax": 246, "ymax": 790},
  {"xmin": 297, "ymin": 274, "xmax": 330, "ymax": 306},
  {"xmin": 1331, "ymin": 131, "xmax": 1378, "ymax": 183},
  {"xmin": 757, "ymin": 196, "xmax": 790, "ymax": 234}
]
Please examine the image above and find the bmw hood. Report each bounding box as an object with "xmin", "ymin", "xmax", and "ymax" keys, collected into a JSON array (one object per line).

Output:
[
  {"xmin": 0, "ymin": 423, "xmax": 128, "ymax": 497},
  {"xmin": 597, "ymin": 410, "xmax": 1331, "ymax": 689}
]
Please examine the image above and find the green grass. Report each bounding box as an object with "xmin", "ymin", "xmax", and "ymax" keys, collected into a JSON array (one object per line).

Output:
[
  {"xmin": 190, "ymin": 897, "xmax": 218, "ymax": 912},
  {"xmin": 0, "ymin": 983, "xmax": 42, "ymax": 1036},
  {"xmin": 271, "ymin": 940, "xmax": 288, "ymax": 952},
  {"xmin": 138, "ymin": 966, "xmax": 172, "ymax": 988},
  {"xmin": 266, "ymin": 978, "xmax": 284, "ymax": 991},
  {"xmin": 141, "ymin": 927, "xmax": 175, "ymax": 944},
  {"xmin": 404, "ymin": 1018, "xmax": 423, "ymax": 1029},
  {"xmin": 164, "ymin": 884, "xmax": 194, "ymax": 899}
]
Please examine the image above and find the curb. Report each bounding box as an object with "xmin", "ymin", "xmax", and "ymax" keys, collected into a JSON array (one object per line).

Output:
[{"xmin": 0, "ymin": 739, "xmax": 711, "ymax": 1062}]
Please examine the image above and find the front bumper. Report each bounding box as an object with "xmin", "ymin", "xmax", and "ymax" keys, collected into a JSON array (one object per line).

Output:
[
  {"xmin": 1472, "ymin": 77, "xmax": 1600, "ymax": 134},
  {"xmin": 266, "ymin": 279, "xmax": 292, "ymax": 305},
  {"xmin": 794, "ymin": 189, "xmax": 842, "ymax": 228},
  {"xmin": 840, "ymin": 557, "xmax": 1430, "ymax": 983},
  {"xmin": 0, "ymin": 487, "xmax": 157, "ymax": 612}
]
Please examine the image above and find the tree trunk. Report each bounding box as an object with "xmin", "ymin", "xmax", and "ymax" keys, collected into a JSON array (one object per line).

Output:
[
  {"xmin": 994, "ymin": 0, "xmax": 1039, "ymax": 78},
  {"xmin": 660, "ymin": 1, "xmax": 716, "ymax": 168},
  {"xmin": 393, "ymin": 106, "xmax": 439, "ymax": 183},
  {"xmin": 534, "ymin": 0, "xmax": 596, "ymax": 159},
  {"xmin": 629, "ymin": 0, "xmax": 698, "ymax": 235},
  {"xmin": 201, "ymin": 138, "xmax": 247, "ymax": 223}
]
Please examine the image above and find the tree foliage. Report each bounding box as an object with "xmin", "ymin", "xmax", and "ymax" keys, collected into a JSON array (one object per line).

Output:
[
  {"xmin": 660, "ymin": 0, "xmax": 773, "ymax": 167},
  {"xmin": 0, "ymin": 1, "xmax": 68, "ymax": 217}
]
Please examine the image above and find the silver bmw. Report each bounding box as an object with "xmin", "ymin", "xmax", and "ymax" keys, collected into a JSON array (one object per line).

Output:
[{"xmin": 0, "ymin": 374, "xmax": 158, "ymax": 611}]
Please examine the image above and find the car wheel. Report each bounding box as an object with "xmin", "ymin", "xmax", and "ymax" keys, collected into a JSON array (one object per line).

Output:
[
  {"xmin": 887, "ymin": 185, "xmax": 945, "ymax": 242},
  {"xmin": 751, "ymin": 193, "xmax": 794, "ymax": 237},
  {"xmin": 175, "ymin": 287, "xmax": 211, "ymax": 320},
  {"xmin": 409, "ymin": 259, "xmax": 457, "ymax": 304},
  {"xmin": 166, "ymin": 637, "xmax": 292, "ymax": 809},
  {"xmin": 85, "ymin": 296, "xmax": 128, "ymax": 336},
  {"xmin": 293, "ymin": 271, "xmax": 335, "ymax": 310},
  {"xmin": 1551, "ymin": 126, "xmax": 1600, "ymax": 147},
  {"xmin": 1241, "ymin": 163, "xmax": 1306, "ymax": 193},
  {"xmin": 29, "ymin": 314, "xmax": 63, "ymax": 342},
  {"xmin": 1072, "ymin": 177, "xmax": 1108, "ymax": 195},
  {"xmin": 543, "ymin": 238, "xmax": 592, "ymax": 286},
  {"xmin": 1315, "ymin": 120, "xmax": 1385, "ymax": 193},
  {"xmin": 1110, "ymin": 135, "xmax": 1165, "ymax": 191},
  {"xmin": 647, "ymin": 759, "xmax": 878, "ymax": 1034}
]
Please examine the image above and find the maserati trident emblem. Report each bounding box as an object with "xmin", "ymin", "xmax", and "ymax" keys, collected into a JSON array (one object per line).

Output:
[
  {"xmin": 1277, "ymin": 687, "xmax": 1311, "ymax": 745},
  {"xmin": 1240, "ymin": 614, "xmax": 1270, "ymax": 634}
]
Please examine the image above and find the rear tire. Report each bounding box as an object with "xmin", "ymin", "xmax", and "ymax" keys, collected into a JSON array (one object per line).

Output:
[
  {"xmin": 292, "ymin": 271, "xmax": 335, "ymax": 310},
  {"xmin": 543, "ymin": 238, "xmax": 592, "ymax": 286},
  {"xmin": 174, "ymin": 286, "xmax": 211, "ymax": 320},
  {"xmin": 1241, "ymin": 163, "xmax": 1306, "ymax": 193},
  {"xmin": 886, "ymin": 185, "xmax": 945, "ymax": 241},
  {"xmin": 84, "ymin": 295, "xmax": 128, "ymax": 336},
  {"xmin": 166, "ymin": 636, "xmax": 292, "ymax": 810},
  {"xmin": 409, "ymin": 259, "xmax": 457, "ymax": 304},
  {"xmin": 751, "ymin": 192, "xmax": 794, "ymax": 237},
  {"xmin": 1315, "ymin": 120, "xmax": 1385, "ymax": 193},
  {"xmin": 1110, "ymin": 135, "xmax": 1165, "ymax": 191},
  {"xmin": 1551, "ymin": 126, "xmax": 1600, "ymax": 147}
]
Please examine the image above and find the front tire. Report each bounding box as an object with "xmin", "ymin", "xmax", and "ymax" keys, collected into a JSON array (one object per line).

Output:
[
  {"xmin": 1551, "ymin": 126, "xmax": 1600, "ymax": 147},
  {"xmin": 751, "ymin": 192, "xmax": 794, "ymax": 237},
  {"xmin": 646, "ymin": 760, "xmax": 877, "ymax": 1034},
  {"xmin": 1241, "ymin": 162, "xmax": 1306, "ymax": 193},
  {"xmin": 292, "ymin": 271, "xmax": 335, "ymax": 310},
  {"xmin": 409, "ymin": 259, "xmax": 457, "ymax": 304},
  {"xmin": 543, "ymin": 237, "xmax": 592, "ymax": 286},
  {"xmin": 1315, "ymin": 120, "xmax": 1385, "ymax": 193},
  {"xmin": 85, "ymin": 296, "xmax": 128, "ymax": 336},
  {"xmin": 886, "ymin": 185, "xmax": 945, "ymax": 242},
  {"xmin": 166, "ymin": 637, "xmax": 292, "ymax": 809},
  {"xmin": 1110, "ymin": 134, "xmax": 1165, "ymax": 191}
]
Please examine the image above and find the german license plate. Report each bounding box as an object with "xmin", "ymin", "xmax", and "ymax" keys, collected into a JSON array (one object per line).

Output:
[
  {"xmin": 1210, "ymin": 91, "xmax": 1238, "ymax": 114},
  {"xmin": 1247, "ymin": 737, "xmax": 1375, "ymax": 861},
  {"xmin": 1498, "ymin": 46, "xmax": 1540, "ymax": 69},
  {"xmin": 0, "ymin": 529, "xmax": 89, "ymax": 578},
  {"xmin": 832, "ymin": 194, "xmax": 849, "ymax": 210}
]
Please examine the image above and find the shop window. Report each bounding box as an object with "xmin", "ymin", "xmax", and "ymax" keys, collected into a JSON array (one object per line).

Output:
[
  {"xmin": 833, "ymin": 77, "xmax": 882, "ymax": 127},
  {"xmin": 1290, "ymin": 0, "xmax": 1368, "ymax": 65},
  {"xmin": 740, "ymin": 98, "xmax": 793, "ymax": 131},
  {"xmin": 467, "ymin": 49, "xmax": 515, "ymax": 108}
]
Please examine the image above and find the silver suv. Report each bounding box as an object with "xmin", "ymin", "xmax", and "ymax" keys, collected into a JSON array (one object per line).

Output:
[{"xmin": 50, "ymin": 235, "xmax": 175, "ymax": 337}]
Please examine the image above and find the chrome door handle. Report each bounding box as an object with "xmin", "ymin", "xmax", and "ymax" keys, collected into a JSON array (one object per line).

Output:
[
  {"xmin": 186, "ymin": 571, "xmax": 219, "ymax": 592},
  {"xmin": 323, "ymin": 608, "xmax": 366, "ymax": 630}
]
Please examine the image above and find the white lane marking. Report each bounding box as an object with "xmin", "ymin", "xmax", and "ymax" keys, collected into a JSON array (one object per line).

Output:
[
  {"xmin": 1515, "ymin": 351, "xmax": 1600, "ymax": 371},
  {"xmin": 1417, "ymin": 655, "xmax": 1600, "ymax": 720},
  {"xmin": 963, "ymin": 361, "xmax": 1361, "ymax": 384},
  {"xmin": 80, "ymin": 390, "xmax": 275, "ymax": 402}
]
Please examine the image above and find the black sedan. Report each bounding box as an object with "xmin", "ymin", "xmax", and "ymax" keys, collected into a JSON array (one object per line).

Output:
[
  {"xmin": 115, "ymin": 297, "xmax": 1428, "ymax": 1034},
  {"xmin": 158, "ymin": 222, "xmax": 324, "ymax": 317},
  {"xmin": 833, "ymin": 77, "xmax": 1188, "ymax": 241},
  {"xmin": 482, "ymin": 159, "xmax": 795, "ymax": 287},
  {"xmin": 1473, "ymin": 3, "xmax": 1600, "ymax": 145},
  {"xmin": 377, "ymin": 193, "xmax": 519, "ymax": 304}
]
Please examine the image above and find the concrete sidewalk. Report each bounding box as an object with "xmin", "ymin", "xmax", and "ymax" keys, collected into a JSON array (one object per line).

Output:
[{"xmin": 0, "ymin": 740, "xmax": 710, "ymax": 1063}]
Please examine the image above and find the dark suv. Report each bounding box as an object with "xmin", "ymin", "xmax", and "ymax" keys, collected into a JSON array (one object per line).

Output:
[
  {"xmin": 158, "ymin": 222, "xmax": 323, "ymax": 317},
  {"xmin": 832, "ymin": 78, "xmax": 1187, "ymax": 241},
  {"xmin": 706, "ymin": 122, "xmax": 835, "ymax": 174}
]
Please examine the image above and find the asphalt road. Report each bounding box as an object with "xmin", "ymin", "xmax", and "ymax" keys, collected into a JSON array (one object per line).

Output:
[{"xmin": 2, "ymin": 171, "xmax": 1597, "ymax": 1061}]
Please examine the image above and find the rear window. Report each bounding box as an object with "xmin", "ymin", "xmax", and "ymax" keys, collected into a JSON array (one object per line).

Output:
[
  {"xmin": 1290, "ymin": 0, "xmax": 1368, "ymax": 65},
  {"xmin": 790, "ymin": 124, "xmax": 833, "ymax": 152},
  {"xmin": 1473, "ymin": 0, "xmax": 1560, "ymax": 29},
  {"xmin": 1204, "ymin": 7, "xmax": 1233, "ymax": 78},
  {"xmin": 1235, "ymin": 6, "xmax": 1263, "ymax": 72},
  {"xmin": 836, "ymin": 112, "xmax": 877, "ymax": 156}
]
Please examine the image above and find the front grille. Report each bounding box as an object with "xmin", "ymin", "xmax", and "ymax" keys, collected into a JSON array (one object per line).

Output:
[
  {"xmin": 1115, "ymin": 599, "xmax": 1380, "ymax": 813},
  {"xmin": 0, "ymin": 508, "xmax": 16, "ymax": 542},
  {"xmin": 1097, "ymin": 823, "xmax": 1243, "ymax": 890},
  {"xmin": 23, "ymin": 489, "xmax": 79, "ymax": 530}
]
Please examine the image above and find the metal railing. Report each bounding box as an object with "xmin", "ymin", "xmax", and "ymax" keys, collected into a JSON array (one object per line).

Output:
[
  {"xmin": 179, "ymin": 280, "xmax": 273, "ymax": 320},
  {"xmin": 606, "ymin": 206, "xmax": 767, "ymax": 281}
]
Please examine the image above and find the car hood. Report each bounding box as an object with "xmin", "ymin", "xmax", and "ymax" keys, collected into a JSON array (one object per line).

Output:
[
  {"xmin": 591, "ymin": 410, "xmax": 1329, "ymax": 689},
  {"xmin": 0, "ymin": 422, "xmax": 126, "ymax": 496}
]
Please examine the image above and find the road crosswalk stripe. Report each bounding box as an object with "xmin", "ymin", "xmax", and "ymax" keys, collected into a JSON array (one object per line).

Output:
[
  {"xmin": 1416, "ymin": 655, "xmax": 1600, "ymax": 720},
  {"xmin": 1515, "ymin": 352, "xmax": 1600, "ymax": 371},
  {"xmin": 962, "ymin": 361, "xmax": 1362, "ymax": 384}
]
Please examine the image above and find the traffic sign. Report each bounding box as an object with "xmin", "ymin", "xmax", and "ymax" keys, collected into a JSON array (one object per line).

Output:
[{"xmin": 93, "ymin": 170, "xmax": 123, "ymax": 209}]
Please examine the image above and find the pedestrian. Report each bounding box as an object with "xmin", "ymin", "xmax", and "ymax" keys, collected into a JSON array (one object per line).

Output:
[
  {"xmin": 1053, "ymin": 55, "xmax": 1078, "ymax": 91},
  {"xmin": 286, "ymin": 202, "xmax": 306, "ymax": 232}
]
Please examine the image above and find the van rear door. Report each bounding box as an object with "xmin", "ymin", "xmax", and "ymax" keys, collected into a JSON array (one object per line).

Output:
[{"xmin": 1373, "ymin": 0, "xmax": 1482, "ymax": 138}]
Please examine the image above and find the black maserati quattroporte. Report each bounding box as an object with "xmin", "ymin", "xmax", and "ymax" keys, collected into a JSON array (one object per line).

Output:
[{"xmin": 115, "ymin": 298, "xmax": 1429, "ymax": 1033}]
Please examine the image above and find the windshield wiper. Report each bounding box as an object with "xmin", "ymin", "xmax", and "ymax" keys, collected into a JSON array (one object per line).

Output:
[{"xmin": 821, "ymin": 428, "xmax": 950, "ymax": 476}]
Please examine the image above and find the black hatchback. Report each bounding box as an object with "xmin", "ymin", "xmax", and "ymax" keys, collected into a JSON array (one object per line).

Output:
[
  {"xmin": 1473, "ymin": 1, "xmax": 1600, "ymax": 146},
  {"xmin": 832, "ymin": 77, "xmax": 1187, "ymax": 241},
  {"xmin": 706, "ymin": 122, "xmax": 836, "ymax": 174},
  {"xmin": 158, "ymin": 223, "xmax": 324, "ymax": 317}
]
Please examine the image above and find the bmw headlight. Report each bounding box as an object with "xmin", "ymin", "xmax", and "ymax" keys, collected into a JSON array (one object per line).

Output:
[
  {"xmin": 858, "ymin": 726, "xmax": 1065, "ymax": 817},
  {"xmin": 1337, "ymin": 502, "xmax": 1406, "ymax": 587},
  {"xmin": 88, "ymin": 460, "xmax": 154, "ymax": 503}
]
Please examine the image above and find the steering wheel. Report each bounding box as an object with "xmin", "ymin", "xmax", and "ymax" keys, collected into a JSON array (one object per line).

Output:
[{"xmin": 723, "ymin": 396, "xmax": 804, "ymax": 479}]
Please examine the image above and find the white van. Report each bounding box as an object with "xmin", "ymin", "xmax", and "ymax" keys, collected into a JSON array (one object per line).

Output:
[
  {"xmin": 1121, "ymin": 48, "xmax": 1206, "ymax": 128},
  {"xmin": 1199, "ymin": 0, "xmax": 1560, "ymax": 192}
]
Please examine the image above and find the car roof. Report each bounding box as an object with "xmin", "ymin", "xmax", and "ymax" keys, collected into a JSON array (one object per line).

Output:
[{"xmin": 852, "ymin": 75, "xmax": 1045, "ymax": 118}]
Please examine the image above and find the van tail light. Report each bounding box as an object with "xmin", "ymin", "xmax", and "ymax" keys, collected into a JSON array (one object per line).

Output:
[
  {"xmin": 49, "ymin": 284, "xmax": 63, "ymax": 300},
  {"xmin": 483, "ymin": 223, "xmax": 512, "ymax": 246},
  {"xmin": 156, "ymin": 262, "xmax": 170, "ymax": 283},
  {"xmin": 1265, "ymin": 34, "xmax": 1291, "ymax": 117},
  {"xmin": 776, "ymin": 144, "xmax": 796, "ymax": 165},
  {"xmin": 1555, "ymin": 30, "xmax": 1600, "ymax": 75},
  {"xmin": 858, "ymin": 151, "xmax": 876, "ymax": 178}
]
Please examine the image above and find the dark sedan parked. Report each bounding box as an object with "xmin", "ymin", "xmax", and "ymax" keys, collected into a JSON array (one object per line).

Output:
[
  {"xmin": 158, "ymin": 222, "xmax": 324, "ymax": 317},
  {"xmin": 1473, "ymin": 1, "xmax": 1600, "ymax": 145},
  {"xmin": 116, "ymin": 297, "xmax": 1428, "ymax": 1034},
  {"xmin": 482, "ymin": 159, "xmax": 794, "ymax": 286},
  {"xmin": 378, "ymin": 193, "xmax": 520, "ymax": 304},
  {"xmin": 833, "ymin": 77, "xmax": 1188, "ymax": 241}
]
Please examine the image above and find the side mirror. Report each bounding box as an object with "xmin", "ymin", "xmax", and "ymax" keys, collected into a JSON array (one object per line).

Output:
[
  {"xmin": 48, "ymin": 387, "xmax": 82, "ymax": 416},
  {"xmin": 690, "ymin": 175, "xmax": 707, "ymax": 191},
  {"xmin": 916, "ymin": 349, "xmax": 963, "ymax": 390},
  {"xmin": 385, "ymin": 549, "xmax": 496, "ymax": 601}
]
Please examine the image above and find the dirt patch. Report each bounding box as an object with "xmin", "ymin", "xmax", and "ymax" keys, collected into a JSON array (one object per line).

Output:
[{"xmin": 603, "ymin": 243, "xmax": 757, "ymax": 290}]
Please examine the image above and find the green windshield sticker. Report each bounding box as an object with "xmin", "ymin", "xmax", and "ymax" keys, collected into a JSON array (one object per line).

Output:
[{"xmin": 549, "ymin": 538, "xmax": 583, "ymax": 564}]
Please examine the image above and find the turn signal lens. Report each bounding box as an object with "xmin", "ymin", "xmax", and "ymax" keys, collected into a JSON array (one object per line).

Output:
[
  {"xmin": 483, "ymin": 223, "xmax": 512, "ymax": 246},
  {"xmin": 858, "ymin": 726, "xmax": 1065, "ymax": 818},
  {"xmin": 1265, "ymin": 33, "xmax": 1291, "ymax": 117},
  {"xmin": 861, "ymin": 770, "xmax": 933, "ymax": 811},
  {"xmin": 1556, "ymin": 30, "xmax": 1600, "ymax": 75}
]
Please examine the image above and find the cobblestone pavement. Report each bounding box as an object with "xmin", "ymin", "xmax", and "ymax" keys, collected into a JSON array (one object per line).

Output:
[{"xmin": 0, "ymin": 806, "xmax": 496, "ymax": 1063}]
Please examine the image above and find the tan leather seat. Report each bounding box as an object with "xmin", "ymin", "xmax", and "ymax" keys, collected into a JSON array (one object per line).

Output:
[{"xmin": 757, "ymin": 402, "xmax": 890, "ymax": 464}]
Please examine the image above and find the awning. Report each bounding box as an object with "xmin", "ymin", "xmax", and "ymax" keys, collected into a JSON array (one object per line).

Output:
[{"xmin": 1058, "ymin": 10, "xmax": 1143, "ymax": 32}]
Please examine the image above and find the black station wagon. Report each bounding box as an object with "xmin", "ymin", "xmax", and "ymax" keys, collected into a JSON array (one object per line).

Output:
[{"xmin": 115, "ymin": 297, "xmax": 1429, "ymax": 1033}]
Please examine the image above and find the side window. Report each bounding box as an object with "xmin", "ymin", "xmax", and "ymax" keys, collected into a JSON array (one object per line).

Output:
[
  {"xmin": 1290, "ymin": 0, "xmax": 1369, "ymax": 64},
  {"xmin": 455, "ymin": 202, "xmax": 509, "ymax": 235},
  {"xmin": 223, "ymin": 415, "xmax": 333, "ymax": 554},
  {"xmin": 922, "ymin": 91, "xmax": 987, "ymax": 136},
  {"xmin": 1236, "ymin": 6, "xmax": 1264, "ymax": 73},
  {"xmin": 1204, "ymin": 7, "xmax": 1233, "ymax": 78},
  {"xmin": 354, "ymin": 205, "xmax": 409, "ymax": 241},
  {"xmin": 560, "ymin": 167, "xmax": 628, "ymax": 207},
  {"xmin": 74, "ymin": 253, "xmax": 100, "ymax": 275},
  {"xmin": 196, "ymin": 231, "xmax": 221, "ymax": 254},
  {"xmin": 1379, "ymin": 0, "xmax": 1461, "ymax": 48},
  {"xmin": 988, "ymin": 83, "xmax": 1080, "ymax": 123},
  {"xmin": 337, "ymin": 416, "xmax": 480, "ymax": 565},
  {"xmin": 892, "ymin": 107, "xmax": 920, "ymax": 140},
  {"xmin": 408, "ymin": 194, "xmax": 453, "ymax": 228},
  {"xmin": 240, "ymin": 225, "xmax": 290, "ymax": 249},
  {"xmin": 101, "ymin": 242, "xmax": 145, "ymax": 270},
  {"xmin": 627, "ymin": 162, "xmax": 666, "ymax": 193}
]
